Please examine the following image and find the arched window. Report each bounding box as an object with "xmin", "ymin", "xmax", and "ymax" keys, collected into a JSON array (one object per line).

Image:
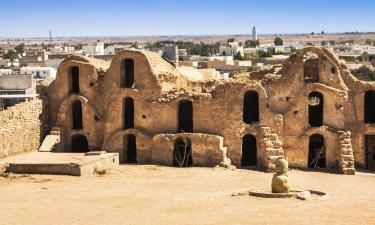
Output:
[
  {"xmin": 308, "ymin": 92, "xmax": 323, "ymax": 127},
  {"xmin": 308, "ymin": 134, "xmax": 325, "ymax": 168},
  {"xmin": 72, "ymin": 100, "xmax": 83, "ymax": 129},
  {"xmin": 241, "ymin": 134, "xmax": 257, "ymax": 166},
  {"xmin": 121, "ymin": 58, "xmax": 134, "ymax": 88},
  {"xmin": 243, "ymin": 91, "xmax": 259, "ymax": 124},
  {"xmin": 173, "ymin": 137, "xmax": 192, "ymax": 167},
  {"xmin": 178, "ymin": 100, "xmax": 193, "ymax": 133},
  {"xmin": 364, "ymin": 90, "xmax": 375, "ymax": 123},
  {"xmin": 70, "ymin": 66, "xmax": 80, "ymax": 93},
  {"xmin": 123, "ymin": 97, "xmax": 134, "ymax": 130},
  {"xmin": 123, "ymin": 134, "xmax": 137, "ymax": 163},
  {"xmin": 71, "ymin": 134, "xmax": 88, "ymax": 152}
]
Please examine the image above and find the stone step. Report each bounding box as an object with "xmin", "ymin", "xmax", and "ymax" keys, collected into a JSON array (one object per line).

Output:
[
  {"xmin": 342, "ymin": 168, "xmax": 356, "ymax": 175},
  {"xmin": 39, "ymin": 135, "xmax": 60, "ymax": 152}
]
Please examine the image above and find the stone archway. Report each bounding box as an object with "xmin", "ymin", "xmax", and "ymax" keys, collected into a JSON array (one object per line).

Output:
[
  {"xmin": 241, "ymin": 134, "xmax": 257, "ymax": 166},
  {"xmin": 308, "ymin": 134, "xmax": 325, "ymax": 168},
  {"xmin": 243, "ymin": 91, "xmax": 259, "ymax": 124},
  {"xmin": 178, "ymin": 100, "xmax": 193, "ymax": 133},
  {"xmin": 71, "ymin": 134, "xmax": 89, "ymax": 152},
  {"xmin": 173, "ymin": 137, "xmax": 193, "ymax": 167},
  {"xmin": 308, "ymin": 92, "xmax": 323, "ymax": 127}
]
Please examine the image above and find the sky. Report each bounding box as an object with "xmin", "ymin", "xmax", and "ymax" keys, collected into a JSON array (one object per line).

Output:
[{"xmin": 1, "ymin": 0, "xmax": 375, "ymax": 37}]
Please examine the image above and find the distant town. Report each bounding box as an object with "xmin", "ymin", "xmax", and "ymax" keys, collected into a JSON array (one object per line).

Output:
[{"xmin": 1, "ymin": 28, "xmax": 375, "ymax": 110}]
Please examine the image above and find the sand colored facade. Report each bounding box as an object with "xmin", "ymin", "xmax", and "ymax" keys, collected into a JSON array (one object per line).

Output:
[{"xmin": 44, "ymin": 47, "xmax": 375, "ymax": 173}]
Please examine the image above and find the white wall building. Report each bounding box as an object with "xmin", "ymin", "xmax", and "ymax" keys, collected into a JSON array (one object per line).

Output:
[
  {"xmin": 20, "ymin": 67, "xmax": 57, "ymax": 79},
  {"xmin": 82, "ymin": 42, "xmax": 105, "ymax": 55},
  {"xmin": 0, "ymin": 69, "xmax": 12, "ymax": 75},
  {"xmin": 219, "ymin": 42, "xmax": 244, "ymax": 56}
]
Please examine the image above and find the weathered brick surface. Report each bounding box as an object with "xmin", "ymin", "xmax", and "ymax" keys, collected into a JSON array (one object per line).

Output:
[{"xmin": 0, "ymin": 100, "xmax": 47, "ymax": 158}]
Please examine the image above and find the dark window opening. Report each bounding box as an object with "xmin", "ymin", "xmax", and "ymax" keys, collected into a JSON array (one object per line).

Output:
[
  {"xmin": 70, "ymin": 66, "xmax": 80, "ymax": 93},
  {"xmin": 364, "ymin": 91, "xmax": 375, "ymax": 123},
  {"xmin": 71, "ymin": 134, "xmax": 88, "ymax": 152},
  {"xmin": 72, "ymin": 100, "xmax": 83, "ymax": 129},
  {"xmin": 123, "ymin": 134, "xmax": 137, "ymax": 163},
  {"xmin": 308, "ymin": 134, "xmax": 326, "ymax": 168},
  {"xmin": 173, "ymin": 137, "xmax": 193, "ymax": 167},
  {"xmin": 308, "ymin": 92, "xmax": 323, "ymax": 127},
  {"xmin": 304, "ymin": 55, "xmax": 319, "ymax": 82},
  {"xmin": 331, "ymin": 67, "xmax": 336, "ymax": 74},
  {"xmin": 178, "ymin": 100, "xmax": 193, "ymax": 133},
  {"xmin": 123, "ymin": 97, "xmax": 134, "ymax": 129},
  {"xmin": 243, "ymin": 91, "xmax": 259, "ymax": 124},
  {"xmin": 241, "ymin": 134, "xmax": 257, "ymax": 166},
  {"xmin": 121, "ymin": 58, "xmax": 134, "ymax": 88}
]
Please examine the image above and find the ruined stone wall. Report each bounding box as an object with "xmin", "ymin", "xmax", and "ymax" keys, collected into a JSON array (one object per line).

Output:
[{"xmin": 0, "ymin": 100, "xmax": 47, "ymax": 158}]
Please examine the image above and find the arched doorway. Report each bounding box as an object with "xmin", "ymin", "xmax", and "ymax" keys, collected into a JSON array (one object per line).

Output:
[
  {"xmin": 178, "ymin": 100, "xmax": 193, "ymax": 133},
  {"xmin": 72, "ymin": 100, "xmax": 83, "ymax": 129},
  {"xmin": 241, "ymin": 134, "xmax": 257, "ymax": 166},
  {"xmin": 173, "ymin": 137, "xmax": 193, "ymax": 167},
  {"xmin": 364, "ymin": 90, "xmax": 375, "ymax": 123},
  {"xmin": 70, "ymin": 66, "xmax": 80, "ymax": 93},
  {"xmin": 71, "ymin": 134, "xmax": 89, "ymax": 152},
  {"xmin": 123, "ymin": 97, "xmax": 134, "ymax": 130},
  {"xmin": 308, "ymin": 134, "xmax": 326, "ymax": 168},
  {"xmin": 308, "ymin": 92, "xmax": 323, "ymax": 127},
  {"xmin": 121, "ymin": 58, "xmax": 134, "ymax": 88},
  {"xmin": 243, "ymin": 91, "xmax": 259, "ymax": 124},
  {"xmin": 123, "ymin": 134, "xmax": 137, "ymax": 163}
]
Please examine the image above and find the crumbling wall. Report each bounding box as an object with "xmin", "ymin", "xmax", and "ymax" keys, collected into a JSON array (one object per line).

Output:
[{"xmin": 0, "ymin": 100, "xmax": 47, "ymax": 158}]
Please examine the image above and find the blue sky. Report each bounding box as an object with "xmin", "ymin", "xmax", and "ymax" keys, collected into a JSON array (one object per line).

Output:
[{"xmin": 1, "ymin": 0, "xmax": 375, "ymax": 37}]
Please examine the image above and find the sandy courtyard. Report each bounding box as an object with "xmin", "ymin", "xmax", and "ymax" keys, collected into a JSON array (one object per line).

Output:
[{"xmin": 0, "ymin": 165, "xmax": 374, "ymax": 225}]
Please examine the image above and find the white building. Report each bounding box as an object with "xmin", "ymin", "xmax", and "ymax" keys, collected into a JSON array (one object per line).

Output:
[
  {"xmin": 20, "ymin": 67, "xmax": 57, "ymax": 79},
  {"xmin": 0, "ymin": 69, "xmax": 12, "ymax": 75},
  {"xmin": 82, "ymin": 42, "xmax": 105, "ymax": 55},
  {"xmin": 219, "ymin": 42, "xmax": 244, "ymax": 56}
]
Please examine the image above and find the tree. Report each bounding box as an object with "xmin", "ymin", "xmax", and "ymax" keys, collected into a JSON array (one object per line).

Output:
[
  {"xmin": 351, "ymin": 65, "xmax": 375, "ymax": 81},
  {"xmin": 321, "ymin": 41, "xmax": 327, "ymax": 46},
  {"xmin": 234, "ymin": 51, "xmax": 245, "ymax": 60},
  {"xmin": 3, "ymin": 50, "xmax": 18, "ymax": 66},
  {"xmin": 365, "ymin": 39, "xmax": 373, "ymax": 45},
  {"xmin": 311, "ymin": 32, "xmax": 315, "ymax": 35},
  {"xmin": 256, "ymin": 50, "xmax": 272, "ymax": 57},
  {"xmin": 130, "ymin": 42, "xmax": 138, "ymax": 49},
  {"xmin": 329, "ymin": 40, "xmax": 336, "ymax": 46},
  {"xmin": 227, "ymin": 38, "xmax": 235, "ymax": 43},
  {"xmin": 245, "ymin": 40, "xmax": 259, "ymax": 48},
  {"xmin": 321, "ymin": 30, "xmax": 325, "ymax": 35},
  {"xmin": 15, "ymin": 43, "xmax": 25, "ymax": 54},
  {"xmin": 274, "ymin": 37, "xmax": 283, "ymax": 46}
]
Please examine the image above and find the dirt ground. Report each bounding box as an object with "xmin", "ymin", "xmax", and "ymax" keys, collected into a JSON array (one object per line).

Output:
[{"xmin": 0, "ymin": 165, "xmax": 374, "ymax": 225}]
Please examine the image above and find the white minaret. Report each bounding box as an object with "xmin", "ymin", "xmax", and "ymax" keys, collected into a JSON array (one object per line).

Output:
[{"xmin": 252, "ymin": 26, "xmax": 257, "ymax": 41}]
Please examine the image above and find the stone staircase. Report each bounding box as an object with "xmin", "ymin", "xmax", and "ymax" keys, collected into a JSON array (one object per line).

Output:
[
  {"xmin": 39, "ymin": 127, "xmax": 62, "ymax": 152},
  {"xmin": 217, "ymin": 136, "xmax": 235, "ymax": 169},
  {"xmin": 338, "ymin": 131, "xmax": 356, "ymax": 175},
  {"xmin": 260, "ymin": 126, "xmax": 285, "ymax": 172}
]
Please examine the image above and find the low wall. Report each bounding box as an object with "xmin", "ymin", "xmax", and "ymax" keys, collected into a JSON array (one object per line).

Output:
[
  {"xmin": 0, "ymin": 100, "xmax": 47, "ymax": 158},
  {"xmin": 152, "ymin": 133, "xmax": 226, "ymax": 167}
]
